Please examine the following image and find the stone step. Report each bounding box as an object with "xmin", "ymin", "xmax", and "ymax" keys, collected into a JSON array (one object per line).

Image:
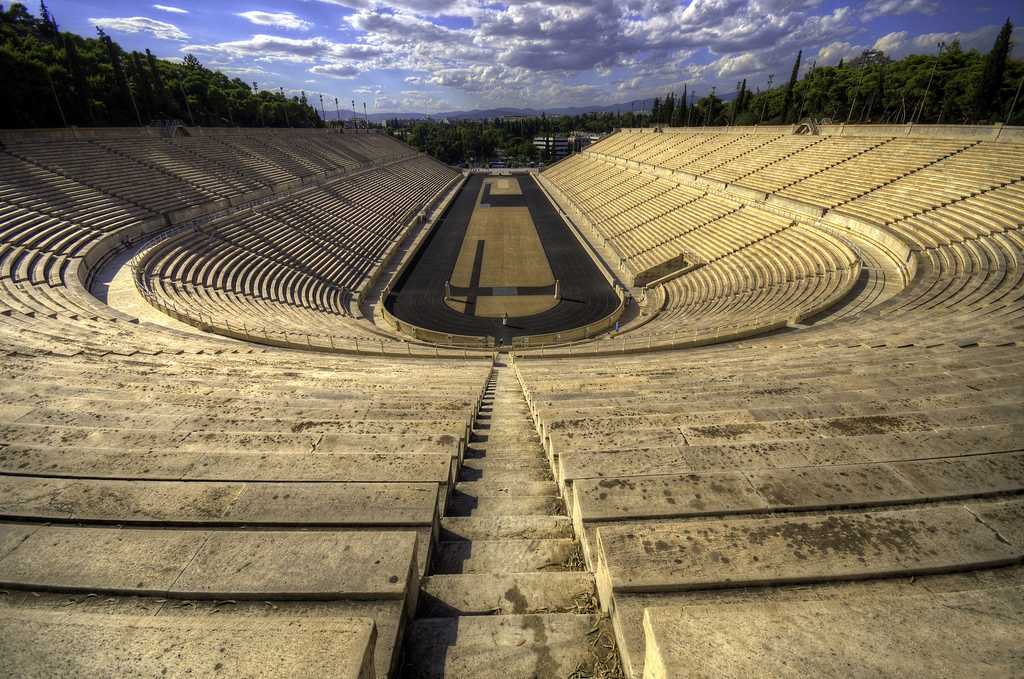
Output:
[
  {"xmin": 457, "ymin": 466, "xmax": 553, "ymax": 483},
  {"xmin": 461, "ymin": 458, "xmax": 550, "ymax": 473},
  {"xmin": 440, "ymin": 516, "xmax": 574, "ymax": 541},
  {"xmin": 418, "ymin": 572, "xmax": 597, "ymax": 616},
  {"xmin": 476, "ymin": 432, "xmax": 542, "ymax": 445},
  {"xmin": 455, "ymin": 480, "xmax": 559, "ymax": 497},
  {"xmin": 0, "ymin": 609, "xmax": 377, "ymax": 679},
  {"xmin": 446, "ymin": 493, "xmax": 563, "ymax": 517},
  {"xmin": 462, "ymin": 449, "xmax": 547, "ymax": 462},
  {"xmin": 433, "ymin": 538, "xmax": 576, "ymax": 574},
  {"xmin": 594, "ymin": 501, "xmax": 1023, "ymax": 599},
  {"xmin": 403, "ymin": 613, "xmax": 601, "ymax": 678},
  {"xmin": 0, "ymin": 523, "xmax": 418, "ymax": 600}
]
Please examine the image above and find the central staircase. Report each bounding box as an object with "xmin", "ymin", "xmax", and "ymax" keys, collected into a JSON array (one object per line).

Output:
[{"xmin": 401, "ymin": 361, "xmax": 620, "ymax": 678}]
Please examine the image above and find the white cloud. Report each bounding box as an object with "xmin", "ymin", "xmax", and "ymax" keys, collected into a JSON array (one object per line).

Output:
[
  {"xmin": 862, "ymin": 0, "xmax": 940, "ymax": 21},
  {"xmin": 310, "ymin": 63, "xmax": 361, "ymax": 79},
  {"xmin": 91, "ymin": 16, "xmax": 189, "ymax": 41},
  {"xmin": 183, "ymin": 34, "xmax": 387, "ymax": 63},
  {"xmin": 152, "ymin": 4, "xmax": 188, "ymax": 14},
  {"xmin": 236, "ymin": 11, "xmax": 312, "ymax": 31},
  {"xmin": 154, "ymin": 0, "xmax": 1016, "ymax": 112},
  {"xmin": 873, "ymin": 31, "xmax": 907, "ymax": 55},
  {"xmin": 219, "ymin": 66, "xmax": 277, "ymax": 77},
  {"xmin": 816, "ymin": 41, "xmax": 866, "ymax": 66}
]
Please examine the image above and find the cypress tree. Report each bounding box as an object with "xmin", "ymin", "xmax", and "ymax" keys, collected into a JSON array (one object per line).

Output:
[
  {"xmin": 98, "ymin": 29, "xmax": 127, "ymax": 97},
  {"xmin": 671, "ymin": 93, "xmax": 684, "ymax": 126},
  {"xmin": 63, "ymin": 36, "xmax": 94, "ymax": 124},
  {"xmin": 782, "ymin": 49, "xmax": 802, "ymax": 123},
  {"xmin": 973, "ymin": 18, "xmax": 1013, "ymax": 121},
  {"xmin": 130, "ymin": 52, "xmax": 156, "ymax": 121},
  {"xmin": 662, "ymin": 92, "xmax": 674, "ymax": 125},
  {"xmin": 38, "ymin": 1, "xmax": 57, "ymax": 39},
  {"xmin": 146, "ymin": 49, "xmax": 170, "ymax": 116}
]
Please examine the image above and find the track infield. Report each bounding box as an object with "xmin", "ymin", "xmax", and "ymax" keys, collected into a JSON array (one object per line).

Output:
[
  {"xmin": 386, "ymin": 172, "xmax": 619, "ymax": 343},
  {"xmin": 445, "ymin": 177, "xmax": 557, "ymax": 318}
]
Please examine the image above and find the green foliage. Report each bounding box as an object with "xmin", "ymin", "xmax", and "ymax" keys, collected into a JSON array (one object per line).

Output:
[
  {"xmin": 734, "ymin": 38, "xmax": 1022, "ymax": 127},
  {"xmin": 392, "ymin": 112, "xmax": 648, "ymax": 165},
  {"xmin": 782, "ymin": 50, "xmax": 802, "ymax": 123},
  {"xmin": 0, "ymin": 2, "xmax": 323, "ymax": 128},
  {"xmin": 974, "ymin": 18, "xmax": 1014, "ymax": 121}
]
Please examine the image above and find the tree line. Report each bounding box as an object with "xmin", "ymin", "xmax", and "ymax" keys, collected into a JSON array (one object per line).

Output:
[
  {"xmin": 391, "ymin": 113, "xmax": 640, "ymax": 166},
  {"xmin": 648, "ymin": 19, "xmax": 1022, "ymax": 128},
  {"xmin": 0, "ymin": 2, "xmax": 323, "ymax": 128}
]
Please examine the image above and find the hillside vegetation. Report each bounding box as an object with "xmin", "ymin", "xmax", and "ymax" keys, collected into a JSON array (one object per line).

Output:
[{"xmin": 0, "ymin": 2, "xmax": 322, "ymax": 129}]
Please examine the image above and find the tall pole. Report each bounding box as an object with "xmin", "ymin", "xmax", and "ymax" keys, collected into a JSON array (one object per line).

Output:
[
  {"xmin": 319, "ymin": 93, "xmax": 326, "ymax": 125},
  {"xmin": 363, "ymin": 101, "xmax": 368, "ymax": 127},
  {"xmin": 335, "ymin": 97, "xmax": 340, "ymax": 128},
  {"xmin": 686, "ymin": 91, "xmax": 694, "ymax": 126},
  {"xmin": 845, "ymin": 74, "xmax": 860, "ymax": 125},
  {"xmin": 731, "ymin": 81, "xmax": 740, "ymax": 126},
  {"xmin": 351, "ymin": 99, "xmax": 357, "ymax": 128},
  {"xmin": 279, "ymin": 87, "xmax": 290, "ymax": 127},
  {"xmin": 254, "ymin": 81, "xmax": 264, "ymax": 127},
  {"xmin": 1006, "ymin": 74, "xmax": 1024, "ymax": 125},
  {"xmin": 127, "ymin": 76, "xmax": 143, "ymax": 126},
  {"xmin": 913, "ymin": 42, "xmax": 944, "ymax": 124},
  {"xmin": 45, "ymin": 67, "xmax": 68, "ymax": 127},
  {"xmin": 759, "ymin": 74, "xmax": 774, "ymax": 124},
  {"xmin": 180, "ymin": 80, "xmax": 195, "ymax": 126}
]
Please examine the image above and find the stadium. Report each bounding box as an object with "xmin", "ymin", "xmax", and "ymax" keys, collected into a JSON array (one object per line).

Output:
[{"xmin": 2, "ymin": 2, "xmax": 1024, "ymax": 678}]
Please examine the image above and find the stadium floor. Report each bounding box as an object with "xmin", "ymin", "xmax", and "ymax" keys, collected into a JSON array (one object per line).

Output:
[{"xmin": 386, "ymin": 173, "xmax": 619, "ymax": 343}]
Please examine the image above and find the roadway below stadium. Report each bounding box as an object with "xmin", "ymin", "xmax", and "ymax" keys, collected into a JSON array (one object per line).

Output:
[{"xmin": 385, "ymin": 173, "xmax": 619, "ymax": 344}]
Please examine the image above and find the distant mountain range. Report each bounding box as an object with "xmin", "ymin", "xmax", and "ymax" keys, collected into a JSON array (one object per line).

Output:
[{"xmin": 325, "ymin": 98, "xmax": 664, "ymax": 123}]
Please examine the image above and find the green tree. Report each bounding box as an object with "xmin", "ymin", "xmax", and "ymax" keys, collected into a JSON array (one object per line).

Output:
[
  {"xmin": 781, "ymin": 49, "xmax": 802, "ymax": 123},
  {"xmin": 974, "ymin": 18, "xmax": 1013, "ymax": 121}
]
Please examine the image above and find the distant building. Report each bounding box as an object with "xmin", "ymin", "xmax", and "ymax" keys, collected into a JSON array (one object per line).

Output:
[
  {"xmin": 534, "ymin": 135, "xmax": 570, "ymax": 159},
  {"xmin": 568, "ymin": 132, "xmax": 601, "ymax": 153}
]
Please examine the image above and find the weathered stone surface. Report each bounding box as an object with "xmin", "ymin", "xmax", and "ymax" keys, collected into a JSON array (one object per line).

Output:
[
  {"xmin": 405, "ymin": 613, "xmax": 602, "ymax": 678},
  {"xmin": 0, "ymin": 610, "xmax": 376, "ymax": 679},
  {"xmin": 894, "ymin": 452, "xmax": 1024, "ymax": 497},
  {"xmin": 596, "ymin": 503, "xmax": 1022, "ymax": 595},
  {"xmin": 433, "ymin": 538, "xmax": 575, "ymax": 575},
  {"xmin": 419, "ymin": 572, "xmax": 595, "ymax": 616},
  {"xmin": 0, "ymin": 524, "xmax": 418, "ymax": 599},
  {"xmin": 744, "ymin": 464, "xmax": 923, "ymax": 508},
  {"xmin": 0, "ymin": 476, "xmax": 441, "ymax": 525},
  {"xmin": 575, "ymin": 472, "xmax": 768, "ymax": 521},
  {"xmin": 642, "ymin": 588, "xmax": 1024, "ymax": 679},
  {"xmin": 0, "ymin": 446, "xmax": 455, "ymax": 483},
  {"xmin": 440, "ymin": 516, "xmax": 574, "ymax": 540}
]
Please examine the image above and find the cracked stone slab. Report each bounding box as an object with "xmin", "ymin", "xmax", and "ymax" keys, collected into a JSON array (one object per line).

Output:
[
  {"xmin": 595, "ymin": 503, "xmax": 1023, "ymax": 596},
  {"xmin": 0, "ymin": 476, "xmax": 441, "ymax": 526},
  {"xmin": 642, "ymin": 587, "xmax": 1024, "ymax": 679},
  {"xmin": 967, "ymin": 498, "xmax": 1024, "ymax": 548},
  {"xmin": 574, "ymin": 472, "xmax": 768, "ymax": 522},
  {"xmin": 0, "ymin": 609, "xmax": 376, "ymax": 679},
  {"xmin": 0, "ymin": 524, "xmax": 418, "ymax": 599},
  {"xmin": 0, "ymin": 445, "xmax": 456, "ymax": 484}
]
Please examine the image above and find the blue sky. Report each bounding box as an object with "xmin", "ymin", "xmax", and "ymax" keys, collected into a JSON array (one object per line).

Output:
[{"xmin": 44, "ymin": 0, "xmax": 1024, "ymax": 113}]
